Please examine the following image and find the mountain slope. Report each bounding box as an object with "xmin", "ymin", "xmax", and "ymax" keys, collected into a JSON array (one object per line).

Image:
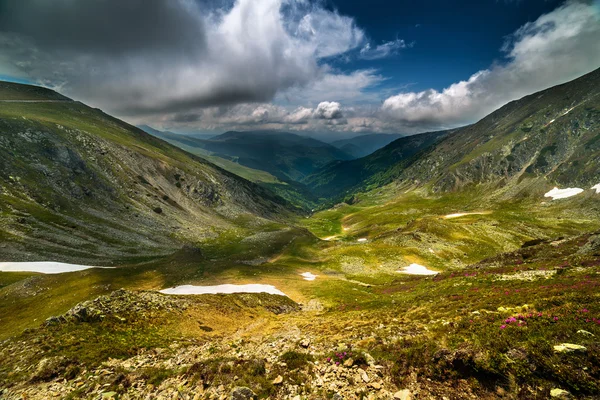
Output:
[
  {"xmin": 139, "ymin": 126, "xmax": 321, "ymax": 209},
  {"xmin": 0, "ymin": 82, "xmax": 295, "ymax": 263},
  {"xmin": 330, "ymin": 133, "xmax": 404, "ymax": 158},
  {"xmin": 142, "ymin": 130, "xmax": 353, "ymax": 182},
  {"xmin": 394, "ymin": 67, "xmax": 600, "ymax": 194},
  {"xmin": 138, "ymin": 125, "xmax": 280, "ymax": 184},
  {"xmin": 303, "ymin": 129, "xmax": 452, "ymax": 200}
]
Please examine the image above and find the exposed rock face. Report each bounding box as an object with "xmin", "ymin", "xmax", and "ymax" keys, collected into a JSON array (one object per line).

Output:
[
  {"xmin": 45, "ymin": 289, "xmax": 190, "ymax": 325},
  {"xmin": 0, "ymin": 84, "xmax": 295, "ymax": 262},
  {"xmin": 395, "ymin": 67, "xmax": 600, "ymax": 193}
]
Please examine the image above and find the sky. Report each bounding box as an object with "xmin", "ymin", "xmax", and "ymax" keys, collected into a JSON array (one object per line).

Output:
[{"xmin": 0, "ymin": 0, "xmax": 599, "ymax": 138}]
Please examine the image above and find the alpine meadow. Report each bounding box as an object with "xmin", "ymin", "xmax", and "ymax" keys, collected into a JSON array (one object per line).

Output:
[{"xmin": 1, "ymin": 1, "xmax": 600, "ymax": 399}]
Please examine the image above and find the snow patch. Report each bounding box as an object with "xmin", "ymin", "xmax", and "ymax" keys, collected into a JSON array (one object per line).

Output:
[
  {"xmin": 300, "ymin": 272, "xmax": 317, "ymax": 281},
  {"xmin": 357, "ymin": 238, "xmax": 368, "ymax": 242},
  {"xmin": 592, "ymin": 184, "xmax": 600, "ymax": 194},
  {"xmin": 159, "ymin": 284, "xmax": 286, "ymax": 296},
  {"xmin": 444, "ymin": 212, "xmax": 489, "ymax": 219},
  {"xmin": 544, "ymin": 187, "xmax": 584, "ymax": 200},
  {"xmin": 397, "ymin": 263, "xmax": 439, "ymax": 276},
  {"xmin": 0, "ymin": 261, "xmax": 114, "ymax": 274}
]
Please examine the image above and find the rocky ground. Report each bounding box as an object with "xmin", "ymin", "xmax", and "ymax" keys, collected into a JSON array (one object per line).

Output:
[
  {"xmin": 0, "ymin": 289, "xmax": 482, "ymax": 400},
  {"xmin": 2, "ymin": 233, "xmax": 600, "ymax": 399}
]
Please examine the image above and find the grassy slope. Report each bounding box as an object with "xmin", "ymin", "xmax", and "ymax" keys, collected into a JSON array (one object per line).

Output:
[
  {"xmin": 2, "ymin": 228, "xmax": 600, "ymax": 399},
  {"xmin": 140, "ymin": 127, "xmax": 320, "ymax": 210},
  {"xmin": 0, "ymin": 81, "xmax": 71, "ymax": 101},
  {"xmin": 0, "ymin": 84, "xmax": 296, "ymax": 263},
  {"xmin": 1, "ymin": 71, "xmax": 600, "ymax": 398},
  {"xmin": 395, "ymin": 67, "xmax": 600, "ymax": 193},
  {"xmin": 303, "ymin": 129, "xmax": 452, "ymax": 201},
  {"xmin": 330, "ymin": 133, "xmax": 405, "ymax": 158}
]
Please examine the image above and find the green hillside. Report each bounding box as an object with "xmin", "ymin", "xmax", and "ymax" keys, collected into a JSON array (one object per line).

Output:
[
  {"xmin": 304, "ymin": 129, "xmax": 452, "ymax": 200},
  {"xmin": 330, "ymin": 133, "xmax": 405, "ymax": 158},
  {"xmin": 0, "ymin": 84, "xmax": 296, "ymax": 263},
  {"xmin": 395, "ymin": 67, "xmax": 600, "ymax": 194},
  {"xmin": 139, "ymin": 126, "xmax": 320, "ymax": 209}
]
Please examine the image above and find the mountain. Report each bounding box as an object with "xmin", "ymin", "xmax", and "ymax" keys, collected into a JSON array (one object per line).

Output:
[
  {"xmin": 307, "ymin": 67, "xmax": 600, "ymax": 202},
  {"xmin": 201, "ymin": 131, "xmax": 354, "ymax": 181},
  {"xmin": 330, "ymin": 133, "xmax": 404, "ymax": 158},
  {"xmin": 0, "ymin": 82, "xmax": 294, "ymax": 263},
  {"xmin": 139, "ymin": 129, "xmax": 352, "ymax": 182},
  {"xmin": 138, "ymin": 125, "xmax": 321, "ymax": 209},
  {"xmin": 138, "ymin": 125, "xmax": 280, "ymax": 184},
  {"xmin": 391, "ymin": 67, "xmax": 600, "ymax": 194},
  {"xmin": 3, "ymin": 73, "xmax": 600, "ymax": 400},
  {"xmin": 0, "ymin": 81, "xmax": 71, "ymax": 101},
  {"xmin": 303, "ymin": 129, "xmax": 452, "ymax": 200}
]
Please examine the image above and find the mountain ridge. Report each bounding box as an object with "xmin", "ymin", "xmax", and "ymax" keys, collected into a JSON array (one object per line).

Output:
[{"xmin": 0, "ymin": 82, "xmax": 297, "ymax": 263}]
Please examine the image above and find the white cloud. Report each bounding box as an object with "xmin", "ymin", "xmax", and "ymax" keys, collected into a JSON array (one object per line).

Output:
[
  {"xmin": 382, "ymin": 1, "xmax": 600, "ymax": 127},
  {"xmin": 0, "ymin": 0, "xmax": 366, "ymax": 116},
  {"xmin": 278, "ymin": 68, "xmax": 386, "ymax": 105},
  {"xmin": 314, "ymin": 101, "xmax": 343, "ymax": 119},
  {"xmin": 359, "ymin": 39, "xmax": 410, "ymax": 60}
]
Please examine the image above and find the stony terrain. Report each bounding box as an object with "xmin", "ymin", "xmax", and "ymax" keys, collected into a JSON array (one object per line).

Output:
[{"xmin": 2, "ymin": 230, "xmax": 600, "ymax": 399}]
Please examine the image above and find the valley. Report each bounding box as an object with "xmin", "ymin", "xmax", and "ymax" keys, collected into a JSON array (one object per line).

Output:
[{"xmin": 1, "ymin": 69, "xmax": 600, "ymax": 399}]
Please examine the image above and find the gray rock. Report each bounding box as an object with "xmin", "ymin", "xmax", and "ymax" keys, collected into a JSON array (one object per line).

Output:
[
  {"xmin": 577, "ymin": 234, "xmax": 600, "ymax": 255},
  {"xmin": 230, "ymin": 387, "xmax": 257, "ymax": 400}
]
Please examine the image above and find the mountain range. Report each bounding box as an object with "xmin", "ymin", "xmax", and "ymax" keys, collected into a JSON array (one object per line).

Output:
[
  {"xmin": 1, "ymin": 68, "xmax": 600, "ymax": 400},
  {"xmin": 139, "ymin": 128, "xmax": 353, "ymax": 182},
  {"xmin": 0, "ymin": 81, "xmax": 293, "ymax": 263},
  {"xmin": 330, "ymin": 133, "xmax": 405, "ymax": 158}
]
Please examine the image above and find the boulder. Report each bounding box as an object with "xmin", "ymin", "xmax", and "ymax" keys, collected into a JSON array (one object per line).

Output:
[
  {"xmin": 230, "ymin": 387, "xmax": 257, "ymax": 400},
  {"xmin": 553, "ymin": 343, "xmax": 586, "ymax": 353},
  {"xmin": 550, "ymin": 388, "xmax": 571, "ymax": 398},
  {"xmin": 394, "ymin": 389, "xmax": 412, "ymax": 400}
]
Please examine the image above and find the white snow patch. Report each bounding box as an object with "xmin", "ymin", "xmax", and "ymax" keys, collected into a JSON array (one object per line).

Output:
[
  {"xmin": 357, "ymin": 238, "xmax": 368, "ymax": 242},
  {"xmin": 592, "ymin": 184, "xmax": 600, "ymax": 194},
  {"xmin": 0, "ymin": 261, "xmax": 113, "ymax": 274},
  {"xmin": 300, "ymin": 272, "xmax": 317, "ymax": 281},
  {"xmin": 444, "ymin": 212, "xmax": 489, "ymax": 219},
  {"xmin": 397, "ymin": 263, "xmax": 439, "ymax": 276},
  {"xmin": 544, "ymin": 187, "xmax": 584, "ymax": 200},
  {"xmin": 159, "ymin": 284, "xmax": 286, "ymax": 296}
]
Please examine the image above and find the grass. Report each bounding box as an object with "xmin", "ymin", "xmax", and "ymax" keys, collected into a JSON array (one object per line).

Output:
[
  {"xmin": 2, "ymin": 226, "xmax": 600, "ymax": 398},
  {"xmin": 3, "ymin": 92, "xmax": 600, "ymax": 397}
]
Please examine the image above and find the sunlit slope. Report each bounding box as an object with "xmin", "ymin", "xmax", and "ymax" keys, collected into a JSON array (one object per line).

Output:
[
  {"xmin": 396, "ymin": 67, "xmax": 600, "ymax": 193},
  {"xmin": 0, "ymin": 82, "xmax": 295, "ymax": 263}
]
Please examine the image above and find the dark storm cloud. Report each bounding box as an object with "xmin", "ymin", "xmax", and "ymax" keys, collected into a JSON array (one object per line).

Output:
[
  {"xmin": 0, "ymin": 0, "xmax": 206, "ymax": 57},
  {"xmin": 0, "ymin": 0, "xmax": 367, "ymax": 118}
]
